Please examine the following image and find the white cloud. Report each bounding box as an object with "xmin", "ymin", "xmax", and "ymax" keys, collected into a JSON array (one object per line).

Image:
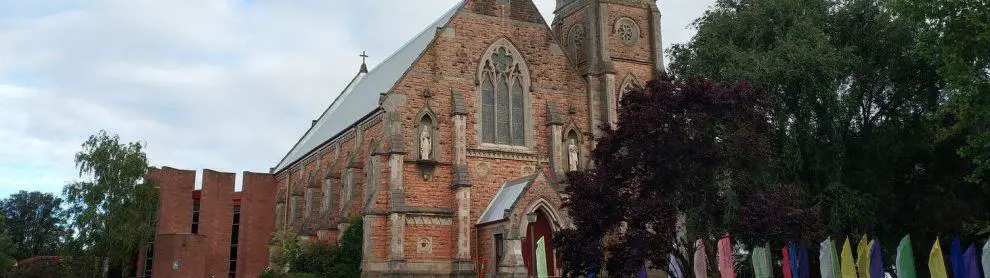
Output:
[{"xmin": 0, "ymin": 0, "xmax": 714, "ymax": 197}]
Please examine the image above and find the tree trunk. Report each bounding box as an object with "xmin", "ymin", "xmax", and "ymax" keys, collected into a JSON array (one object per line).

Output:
[{"xmin": 101, "ymin": 257, "xmax": 110, "ymax": 278}]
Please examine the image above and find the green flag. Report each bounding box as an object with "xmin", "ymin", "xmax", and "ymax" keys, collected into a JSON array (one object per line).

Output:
[
  {"xmin": 897, "ymin": 235, "xmax": 917, "ymax": 278},
  {"xmin": 536, "ymin": 236, "xmax": 549, "ymax": 278}
]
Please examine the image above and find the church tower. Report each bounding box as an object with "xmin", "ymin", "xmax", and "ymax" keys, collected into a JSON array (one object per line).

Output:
[{"xmin": 551, "ymin": 0, "xmax": 664, "ymax": 134}]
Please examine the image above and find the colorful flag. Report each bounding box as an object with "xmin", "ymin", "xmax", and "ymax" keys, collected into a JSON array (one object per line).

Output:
[
  {"xmin": 536, "ymin": 236, "xmax": 548, "ymax": 278},
  {"xmin": 896, "ymin": 235, "xmax": 917, "ymax": 278},
  {"xmin": 752, "ymin": 245, "xmax": 772, "ymax": 278},
  {"xmin": 669, "ymin": 253, "xmax": 683, "ymax": 278},
  {"xmin": 962, "ymin": 244, "xmax": 979, "ymax": 278},
  {"xmin": 782, "ymin": 245, "xmax": 793, "ymax": 278},
  {"xmin": 829, "ymin": 238, "xmax": 841, "ymax": 278},
  {"xmin": 930, "ymin": 238, "xmax": 948, "ymax": 278},
  {"xmin": 840, "ymin": 238, "xmax": 857, "ymax": 278},
  {"xmin": 694, "ymin": 239, "xmax": 708, "ymax": 278},
  {"xmin": 798, "ymin": 244, "xmax": 810, "ymax": 278},
  {"xmin": 982, "ymin": 239, "xmax": 989, "ymax": 278},
  {"xmin": 789, "ymin": 242, "xmax": 799, "ymax": 277},
  {"xmin": 950, "ymin": 237, "xmax": 963, "ymax": 278},
  {"xmin": 869, "ymin": 240, "xmax": 883, "ymax": 278},
  {"xmin": 718, "ymin": 235, "xmax": 736, "ymax": 278},
  {"xmin": 857, "ymin": 235, "xmax": 871, "ymax": 278},
  {"xmin": 820, "ymin": 238, "xmax": 838, "ymax": 278}
]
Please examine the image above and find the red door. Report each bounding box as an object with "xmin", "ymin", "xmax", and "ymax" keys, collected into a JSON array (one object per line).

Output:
[{"xmin": 521, "ymin": 211, "xmax": 556, "ymax": 277}]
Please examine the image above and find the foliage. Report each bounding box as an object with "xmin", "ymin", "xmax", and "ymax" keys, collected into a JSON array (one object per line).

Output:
[
  {"xmin": 6, "ymin": 256, "xmax": 75, "ymax": 278},
  {"xmin": 0, "ymin": 191, "xmax": 69, "ymax": 260},
  {"xmin": 269, "ymin": 228, "xmax": 302, "ymax": 270},
  {"xmin": 0, "ymin": 214, "xmax": 15, "ymax": 275},
  {"xmin": 894, "ymin": 0, "xmax": 990, "ymax": 184},
  {"xmin": 61, "ymin": 130, "xmax": 159, "ymax": 277},
  {"xmin": 290, "ymin": 241, "xmax": 338, "ymax": 275},
  {"xmin": 555, "ymin": 74, "xmax": 782, "ymax": 277},
  {"xmin": 268, "ymin": 216, "xmax": 362, "ymax": 278},
  {"xmin": 668, "ymin": 0, "xmax": 989, "ymax": 246},
  {"xmin": 330, "ymin": 216, "xmax": 363, "ymax": 278}
]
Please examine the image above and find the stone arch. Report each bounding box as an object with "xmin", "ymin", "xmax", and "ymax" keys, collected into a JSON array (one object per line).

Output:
[
  {"xmin": 475, "ymin": 38, "xmax": 534, "ymax": 150},
  {"xmin": 567, "ymin": 23, "xmax": 585, "ymax": 57},
  {"xmin": 619, "ymin": 73, "xmax": 641, "ymax": 98},
  {"xmin": 414, "ymin": 105, "xmax": 439, "ymax": 161},
  {"xmin": 515, "ymin": 198, "xmax": 566, "ymax": 237},
  {"xmin": 563, "ymin": 124, "xmax": 584, "ymax": 171}
]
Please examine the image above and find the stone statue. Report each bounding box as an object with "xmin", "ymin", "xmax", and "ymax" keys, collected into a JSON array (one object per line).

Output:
[
  {"xmin": 568, "ymin": 139, "xmax": 579, "ymax": 171},
  {"xmin": 421, "ymin": 128, "xmax": 432, "ymax": 160}
]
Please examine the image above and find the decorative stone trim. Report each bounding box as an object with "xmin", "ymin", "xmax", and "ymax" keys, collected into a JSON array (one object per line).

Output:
[
  {"xmin": 467, "ymin": 148, "xmax": 547, "ymax": 163},
  {"xmin": 405, "ymin": 216, "xmax": 453, "ymax": 226}
]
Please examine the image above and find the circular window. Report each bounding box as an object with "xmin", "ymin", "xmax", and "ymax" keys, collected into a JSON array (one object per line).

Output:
[{"xmin": 614, "ymin": 18, "xmax": 640, "ymax": 46}]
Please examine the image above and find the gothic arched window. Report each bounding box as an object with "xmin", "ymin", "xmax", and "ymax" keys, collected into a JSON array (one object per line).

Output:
[{"xmin": 479, "ymin": 39, "xmax": 530, "ymax": 147}]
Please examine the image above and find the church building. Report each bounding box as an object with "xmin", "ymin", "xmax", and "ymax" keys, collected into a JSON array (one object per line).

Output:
[
  {"xmin": 273, "ymin": 0, "xmax": 663, "ymax": 276},
  {"xmin": 143, "ymin": 0, "xmax": 664, "ymax": 277}
]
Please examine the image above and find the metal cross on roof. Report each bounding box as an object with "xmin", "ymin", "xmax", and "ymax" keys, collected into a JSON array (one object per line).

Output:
[{"xmin": 360, "ymin": 51, "xmax": 369, "ymax": 63}]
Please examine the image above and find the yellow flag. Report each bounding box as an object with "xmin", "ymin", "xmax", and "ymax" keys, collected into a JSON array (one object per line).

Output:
[
  {"xmin": 929, "ymin": 238, "xmax": 947, "ymax": 278},
  {"xmin": 841, "ymin": 237, "xmax": 857, "ymax": 278},
  {"xmin": 857, "ymin": 235, "xmax": 870, "ymax": 278}
]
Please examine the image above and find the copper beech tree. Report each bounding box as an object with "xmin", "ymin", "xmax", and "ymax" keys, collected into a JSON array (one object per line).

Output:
[{"xmin": 555, "ymin": 74, "xmax": 819, "ymax": 277}]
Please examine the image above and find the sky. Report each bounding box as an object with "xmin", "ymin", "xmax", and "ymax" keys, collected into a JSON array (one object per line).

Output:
[{"xmin": 0, "ymin": 0, "xmax": 715, "ymax": 198}]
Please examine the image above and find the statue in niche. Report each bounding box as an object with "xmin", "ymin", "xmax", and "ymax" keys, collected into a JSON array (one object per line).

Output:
[
  {"xmin": 567, "ymin": 139, "xmax": 579, "ymax": 171},
  {"xmin": 420, "ymin": 128, "xmax": 432, "ymax": 160}
]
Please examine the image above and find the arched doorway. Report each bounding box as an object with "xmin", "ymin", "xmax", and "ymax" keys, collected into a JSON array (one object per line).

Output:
[{"xmin": 520, "ymin": 209, "xmax": 557, "ymax": 277}]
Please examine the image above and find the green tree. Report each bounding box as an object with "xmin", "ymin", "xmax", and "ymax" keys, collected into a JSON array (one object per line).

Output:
[
  {"xmin": 894, "ymin": 0, "xmax": 990, "ymax": 184},
  {"xmin": 0, "ymin": 191, "xmax": 69, "ymax": 260},
  {"xmin": 0, "ymin": 213, "xmax": 16, "ymax": 274},
  {"xmin": 62, "ymin": 130, "xmax": 158, "ymax": 277},
  {"xmin": 668, "ymin": 0, "xmax": 990, "ymax": 264}
]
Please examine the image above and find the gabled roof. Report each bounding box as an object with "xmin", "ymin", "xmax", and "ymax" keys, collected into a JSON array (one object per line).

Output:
[
  {"xmin": 274, "ymin": 2, "xmax": 464, "ymax": 172},
  {"xmin": 477, "ymin": 176, "xmax": 535, "ymax": 225}
]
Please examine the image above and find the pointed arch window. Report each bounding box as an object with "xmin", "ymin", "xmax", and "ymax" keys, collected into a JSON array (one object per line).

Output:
[{"xmin": 480, "ymin": 43, "xmax": 528, "ymax": 147}]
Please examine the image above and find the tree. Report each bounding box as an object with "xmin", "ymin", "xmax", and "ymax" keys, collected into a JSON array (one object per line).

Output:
[
  {"xmin": 669, "ymin": 0, "xmax": 989, "ymax": 244},
  {"xmin": 0, "ymin": 191, "xmax": 69, "ymax": 260},
  {"xmin": 0, "ymin": 213, "xmax": 16, "ymax": 274},
  {"xmin": 554, "ymin": 74, "xmax": 785, "ymax": 277},
  {"xmin": 894, "ymin": 0, "xmax": 990, "ymax": 184},
  {"xmin": 62, "ymin": 130, "xmax": 158, "ymax": 277}
]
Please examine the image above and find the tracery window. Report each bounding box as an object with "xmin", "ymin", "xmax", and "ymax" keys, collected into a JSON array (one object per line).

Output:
[
  {"xmin": 480, "ymin": 42, "xmax": 528, "ymax": 146},
  {"xmin": 614, "ymin": 18, "xmax": 640, "ymax": 46},
  {"xmin": 568, "ymin": 24, "xmax": 585, "ymax": 53}
]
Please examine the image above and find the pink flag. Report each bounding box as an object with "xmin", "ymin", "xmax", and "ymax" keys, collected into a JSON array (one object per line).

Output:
[
  {"xmin": 782, "ymin": 246, "xmax": 793, "ymax": 278},
  {"xmin": 718, "ymin": 235, "xmax": 736, "ymax": 278},
  {"xmin": 694, "ymin": 239, "xmax": 708, "ymax": 278}
]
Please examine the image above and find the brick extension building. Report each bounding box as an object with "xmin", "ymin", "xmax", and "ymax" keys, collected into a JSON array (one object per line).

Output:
[
  {"xmin": 142, "ymin": 0, "xmax": 665, "ymax": 277},
  {"xmin": 137, "ymin": 169, "xmax": 276, "ymax": 278}
]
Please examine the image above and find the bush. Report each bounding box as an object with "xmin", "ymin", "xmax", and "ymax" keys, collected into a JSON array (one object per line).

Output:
[{"xmin": 266, "ymin": 216, "xmax": 363, "ymax": 278}]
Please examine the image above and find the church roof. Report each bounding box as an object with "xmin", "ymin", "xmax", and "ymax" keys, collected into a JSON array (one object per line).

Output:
[
  {"xmin": 477, "ymin": 176, "xmax": 534, "ymax": 225},
  {"xmin": 274, "ymin": 2, "xmax": 464, "ymax": 172}
]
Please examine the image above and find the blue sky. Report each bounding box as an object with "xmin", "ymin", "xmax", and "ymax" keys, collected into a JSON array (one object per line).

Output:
[{"xmin": 0, "ymin": 0, "xmax": 715, "ymax": 198}]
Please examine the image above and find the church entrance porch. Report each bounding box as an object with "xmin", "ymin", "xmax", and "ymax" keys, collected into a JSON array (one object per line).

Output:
[{"xmin": 520, "ymin": 210, "xmax": 558, "ymax": 277}]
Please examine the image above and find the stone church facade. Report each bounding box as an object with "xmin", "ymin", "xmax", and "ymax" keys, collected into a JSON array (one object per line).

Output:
[
  {"xmin": 142, "ymin": 0, "xmax": 664, "ymax": 277},
  {"xmin": 271, "ymin": 0, "xmax": 664, "ymax": 276}
]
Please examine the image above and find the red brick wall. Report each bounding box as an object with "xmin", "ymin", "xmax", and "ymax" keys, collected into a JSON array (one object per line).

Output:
[
  {"xmin": 151, "ymin": 167, "xmax": 195, "ymax": 234},
  {"xmin": 150, "ymin": 234, "xmax": 206, "ymax": 278},
  {"xmin": 239, "ymin": 171, "xmax": 277, "ymax": 278},
  {"xmin": 199, "ymin": 169, "xmax": 235, "ymax": 278}
]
